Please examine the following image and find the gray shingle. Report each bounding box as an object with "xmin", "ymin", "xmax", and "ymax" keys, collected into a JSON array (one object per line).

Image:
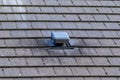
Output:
[
  {"xmin": 101, "ymin": 78, "xmax": 118, "ymax": 80},
  {"xmin": 101, "ymin": 31, "xmax": 118, "ymax": 37},
  {"xmin": 108, "ymin": 58, "xmax": 120, "ymax": 65},
  {"xmin": 48, "ymin": 49, "xmax": 65, "ymax": 56},
  {"xmin": 5, "ymin": 39, "xmax": 22, "ymax": 47},
  {"xmin": 94, "ymin": 15, "xmax": 109, "ymax": 21},
  {"xmin": 95, "ymin": 48, "xmax": 113, "ymax": 55},
  {"xmin": 105, "ymin": 23, "xmax": 120, "ymax": 29},
  {"xmin": 44, "ymin": 0, "xmax": 59, "ymax": 5},
  {"xmin": 83, "ymin": 8, "xmax": 98, "ymax": 13},
  {"xmin": 0, "ymin": 40, "xmax": 6, "ymax": 47},
  {"xmin": 114, "ymin": 1, "xmax": 120, "ymax": 6},
  {"xmin": 69, "ymin": 7, "xmax": 84, "ymax": 13},
  {"xmin": 27, "ymin": 7, "xmax": 41, "ymax": 12},
  {"xmin": 72, "ymin": 31, "xmax": 88, "ymax": 37},
  {"xmin": 99, "ymin": 39, "xmax": 116, "ymax": 46},
  {"xmin": 22, "ymin": 14, "xmax": 37, "ymax": 20},
  {"xmin": 4, "ymin": 68, "xmax": 20, "ymax": 76},
  {"xmin": 3, "ymin": 0, "xmax": 17, "ymax": 5},
  {"xmin": 32, "ymin": 78, "xmax": 49, "ymax": 80},
  {"xmin": 104, "ymin": 68, "xmax": 120, "ymax": 75},
  {"xmin": 83, "ymin": 39, "xmax": 101, "ymax": 46},
  {"xmin": 10, "ymin": 58, "xmax": 27, "ymax": 66},
  {"xmin": 27, "ymin": 58, "xmax": 44, "ymax": 66},
  {"xmin": 63, "ymin": 15, "xmax": 79, "ymax": 20},
  {"xmin": 26, "ymin": 30, "xmax": 42, "ymax": 37},
  {"xmin": 16, "ymin": 22, "xmax": 32, "ymax": 29},
  {"xmin": 0, "ymin": 69, "xmax": 4, "ymax": 77},
  {"xmin": 0, "ymin": 58, "xmax": 10, "ymax": 66},
  {"xmin": 7, "ymin": 14, "xmax": 22, "ymax": 20},
  {"xmin": 60, "ymin": 58, "xmax": 77, "ymax": 65},
  {"xmin": 21, "ymin": 39, "xmax": 38, "ymax": 46},
  {"xmin": 107, "ymin": 15, "xmax": 120, "ymax": 21},
  {"xmin": 41, "ymin": 7, "xmax": 55, "ymax": 13},
  {"xmin": 0, "ymin": 15, "xmax": 7, "ymax": 20},
  {"xmin": 31, "ymin": 22, "xmax": 47, "ymax": 29},
  {"xmin": 100, "ymin": 1, "xmax": 115, "ymax": 6},
  {"xmin": 0, "ymin": 49, "xmax": 16, "ymax": 56},
  {"xmin": 46, "ymin": 22, "xmax": 62, "ymax": 29},
  {"xmin": 1, "ymin": 22, "xmax": 17, "ymax": 29},
  {"xmin": 76, "ymin": 57, "xmax": 94, "ymax": 65},
  {"xmin": 70, "ymin": 39, "xmax": 85, "ymax": 46},
  {"xmin": 31, "ymin": 48, "xmax": 49, "ymax": 56},
  {"xmin": 16, "ymin": 0, "xmax": 31, "ymax": 5},
  {"xmin": 80, "ymin": 15, "xmax": 95, "ymax": 21},
  {"xmin": 76, "ymin": 23, "xmax": 92, "ymax": 29},
  {"xmin": 90, "ymin": 23, "xmax": 106, "ymax": 29},
  {"xmin": 0, "ymin": 31, "xmax": 11, "ymax": 37},
  {"xmin": 67, "ymin": 78, "xmax": 83, "ymax": 80},
  {"xmin": 58, "ymin": 0, "xmax": 73, "ymax": 5},
  {"xmin": 80, "ymin": 48, "xmax": 97, "ymax": 55},
  {"xmin": 50, "ymin": 15, "xmax": 65, "ymax": 20},
  {"xmin": 54, "ymin": 67, "xmax": 72, "ymax": 75},
  {"xmin": 97, "ymin": 8, "xmax": 113, "ymax": 13},
  {"xmin": 38, "ymin": 68, "xmax": 55, "ymax": 76},
  {"xmin": 30, "ymin": 0, "xmax": 45, "ymax": 5},
  {"xmin": 10, "ymin": 31, "xmax": 27, "ymax": 37},
  {"xmin": 85, "ymin": 78, "xmax": 101, "ymax": 80},
  {"xmin": 36, "ymin": 14, "xmax": 51, "ymax": 20},
  {"xmin": 0, "ymin": 0, "xmax": 3, "ymax": 5},
  {"xmin": 110, "ymin": 48, "xmax": 120, "ymax": 55},
  {"xmin": 15, "ymin": 49, "xmax": 33, "ymax": 56},
  {"xmin": 92, "ymin": 58, "xmax": 110, "ymax": 65},
  {"xmin": 0, "ymin": 7, "xmax": 12, "ymax": 12},
  {"xmin": 21, "ymin": 68, "xmax": 38, "ymax": 76},
  {"xmin": 64, "ymin": 48, "xmax": 81, "ymax": 56},
  {"xmin": 13, "ymin": 7, "xmax": 27, "ymax": 12},
  {"xmin": 88, "ymin": 67, "xmax": 106, "ymax": 75},
  {"xmin": 50, "ymin": 78, "xmax": 66, "ymax": 80},
  {"xmin": 72, "ymin": 0, "xmax": 87, "ymax": 5},
  {"xmin": 43, "ymin": 58, "xmax": 60, "ymax": 65},
  {"xmin": 71, "ymin": 67, "xmax": 89, "ymax": 75},
  {"xmin": 86, "ymin": 31, "xmax": 103, "ymax": 37},
  {"xmin": 0, "ymin": 0, "xmax": 119, "ymax": 79}
]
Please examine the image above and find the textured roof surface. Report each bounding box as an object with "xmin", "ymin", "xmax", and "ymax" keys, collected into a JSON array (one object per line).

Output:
[{"xmin": 0, "ymin": 0, "xmax": 120, "ymax": 80}]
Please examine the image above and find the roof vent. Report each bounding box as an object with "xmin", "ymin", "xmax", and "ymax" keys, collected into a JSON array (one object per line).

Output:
[{"xmin": 51, "ymin": 32, "xmax": 72, "ymax": 49}]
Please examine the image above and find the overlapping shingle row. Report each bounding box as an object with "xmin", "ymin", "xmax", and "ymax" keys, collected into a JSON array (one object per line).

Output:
[{"xmin": 0, "ymin": 0, "xmax": 119, "ymax": 80}]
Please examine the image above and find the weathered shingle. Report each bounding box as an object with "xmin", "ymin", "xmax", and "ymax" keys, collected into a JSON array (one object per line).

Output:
[{"xmin": 0, "ymin": 0, "xmax": 119, "ymax": 80}]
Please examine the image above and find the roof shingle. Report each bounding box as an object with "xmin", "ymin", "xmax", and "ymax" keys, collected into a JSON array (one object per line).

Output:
[{"xmin": 0, "ymin": 0, "xmax": 120, "ymax": 80}]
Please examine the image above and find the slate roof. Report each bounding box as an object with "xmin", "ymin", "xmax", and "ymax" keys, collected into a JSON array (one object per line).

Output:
[{"xmin": 0, "ymin": 0, "xmax": 120, "ymax": 80}]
